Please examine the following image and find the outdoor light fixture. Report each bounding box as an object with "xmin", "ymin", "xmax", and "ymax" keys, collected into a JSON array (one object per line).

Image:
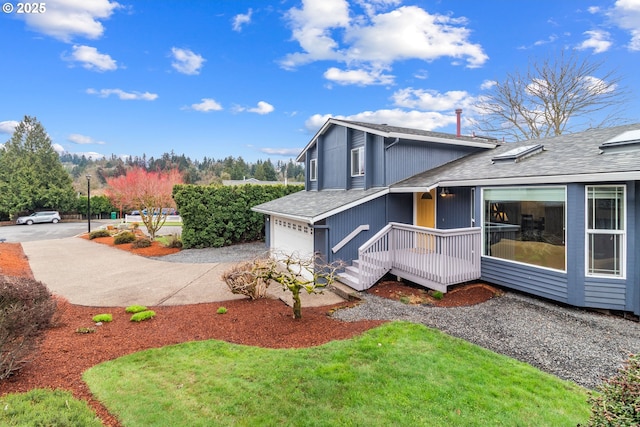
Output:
[
  {"xmin": 86, "ymin": 175, "xmax": 91, "ymax": 233},
  {"xmin": 440, "ymin": 188, "xmax": 449, "ymax": 198},
  {"xmin": 421, "ymin": 192, "xmax": 433, "ymax": 200}
]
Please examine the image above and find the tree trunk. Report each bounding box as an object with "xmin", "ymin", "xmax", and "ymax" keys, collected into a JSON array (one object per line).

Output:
[{"xmin": 292, "ymin": 289, "xmax": 302, "ymax": 319}]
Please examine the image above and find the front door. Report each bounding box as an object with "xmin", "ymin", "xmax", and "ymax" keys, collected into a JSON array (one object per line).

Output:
[{"xmin": 416, "ymin": 190, "xmax": 435, "ymax": 228}]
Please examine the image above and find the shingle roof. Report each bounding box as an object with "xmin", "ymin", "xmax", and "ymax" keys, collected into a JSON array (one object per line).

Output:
[
  {"xmin": 252, "ymin": 187, "xmax": 388, "ymax": 223},
  {"xmin": 392, "ymin": 123, "xmax": 640, "ymax": 190},
  {"xmin": 296, "ymin": 118, "xmax": 498, "ymax": 162}
]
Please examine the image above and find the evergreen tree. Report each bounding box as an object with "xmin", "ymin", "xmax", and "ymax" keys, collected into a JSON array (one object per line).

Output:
[{"xmin": 0, "ymin": 116, "xmax": 75, "ymax": 218}]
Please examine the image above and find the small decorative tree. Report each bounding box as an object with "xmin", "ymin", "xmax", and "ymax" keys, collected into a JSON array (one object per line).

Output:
[
  {"xmin": 105, "ymin": 167, "xmax": 183, "ymax": 239},
  {"xmin": 262, "ymin": 252, "xmax": 345, "ymax": 319}
]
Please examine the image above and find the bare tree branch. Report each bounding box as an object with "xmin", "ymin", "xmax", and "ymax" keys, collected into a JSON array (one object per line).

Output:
[{"xmin": 472, "ymin": 49, "xmax": 630, "ymax": 141}]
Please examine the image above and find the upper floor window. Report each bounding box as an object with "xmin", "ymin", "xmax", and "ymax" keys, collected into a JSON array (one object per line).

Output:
[
  {"xmin": 586, "ymin": 185, "xmax": 625, "ymax": 277},
  {"xmin": 351, "ymin": 147, "xmax": 364, "ymax": 177},
  {"xmin": 309, "ymin": 158, "xmax": 317, "ymax": 181}
]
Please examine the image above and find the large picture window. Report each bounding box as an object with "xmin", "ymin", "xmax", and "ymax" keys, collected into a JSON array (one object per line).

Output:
[
  {"xmin": 351, "ymin": 147, "xmax": 364, "ymax": 177},
  {"xmin": 483, "ymin": 187, "xmax": 566, "ymax": 271},
  {"xmin": 586, "ymin": 186, "xmax": 625, "ymax": 277}
]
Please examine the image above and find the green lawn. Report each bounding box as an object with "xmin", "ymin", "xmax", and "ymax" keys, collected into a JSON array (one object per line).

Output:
[{"xmin": 83, "ymin": 322, "xmax": 590, "ymax": 427}]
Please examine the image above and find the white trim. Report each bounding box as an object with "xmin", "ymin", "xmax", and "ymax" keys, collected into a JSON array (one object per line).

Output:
[
  {"xmin": 584, "ymin": 184, "xmax": 627, "ymax": 279},
  {"xmin": 350, "ymin": 146, "xmax": 365, "ymax": 177},
  {"xmin": 312, "ymin": 188, "xmax": 388, "ymax": 223},
  {"xmin": 481, "ymin": 185, "xmax": 568, "ymax": 272},
  {"xmin": 252, "ymin": 188, "xmax": 390, "ymax": 225},
  {"xmin": 296, "ymin": 118, "xmax": 497, "ymax": 161},
  {"xmin": 389, "ymin": 171, "xmax": 640, "ymax": 194},
  {"xmin": 309, "ymin": 158, "xmax": 317, "ymax": 181},
  {"xmin": 332, "ymin": 224, "xmax": 370, "ymax": 253}
]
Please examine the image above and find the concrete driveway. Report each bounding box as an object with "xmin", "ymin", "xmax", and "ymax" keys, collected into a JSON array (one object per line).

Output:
[{"xmin": 20, "ymin": 237, "xmax": 346, "ymax": 308}]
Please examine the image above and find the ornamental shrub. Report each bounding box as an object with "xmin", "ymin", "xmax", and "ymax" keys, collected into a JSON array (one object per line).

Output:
[
  {"xmin": 163, "ymin": 233, "xmax": 183, "ymax": 249},
  {"xmin": 216, "ymin": 307, "xmax": 227, "ymax": 314},
  {"xmin": 0, "ymin": 275, "xmax": 57, "ymax": 380},
  {"xmin": 588, "ymin": 353, "xmax": 640, "ymax": 426},
  {"xmin": 130, "ymin": 310, "xmax": 155, "ymax": 322},
  {"xmin": 125, "ymin": 305, "xmax": 147, "ymax": 313},
  {"xmin": 131, "ymin": 238, "xmax": 152, "ymax": 249},
  {"xmin": 92, "ymin": 313, "xmax": 112, "ymax": 323},
  {"xmin": 88, "ymin": 229, "xmax": 111, "ymax": 239},
  {"xmin": 114, "ymin": 231, "xmax": 136, "ymax": 245}
]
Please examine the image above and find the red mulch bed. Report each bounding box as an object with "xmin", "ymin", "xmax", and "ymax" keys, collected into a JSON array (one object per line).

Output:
[{"xmin": 0, "ymin": 240, "xmax": 498, "ymax": 426}]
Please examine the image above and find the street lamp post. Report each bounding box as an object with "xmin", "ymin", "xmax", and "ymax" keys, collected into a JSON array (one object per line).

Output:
[{"xmin": 86, "ymin": 175, "xmax": 91, "ymax": 234}]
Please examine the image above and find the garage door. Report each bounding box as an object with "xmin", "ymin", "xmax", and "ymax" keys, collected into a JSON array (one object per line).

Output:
[{"xmin": 271, "ymin": 217, "xmax": 314, "ymax": 259}]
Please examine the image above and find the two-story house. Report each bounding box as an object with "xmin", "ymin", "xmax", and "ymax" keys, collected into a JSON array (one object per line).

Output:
[{"xmin": 253, "ymin": 118, "xmax": 640, "ymax": 317}]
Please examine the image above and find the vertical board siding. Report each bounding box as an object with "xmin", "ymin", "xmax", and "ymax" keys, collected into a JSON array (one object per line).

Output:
[
  {"xmin": 388, "ymin": 193, "xmax": 413, "ymax": 224},
  {"xmin": 385, "ymin": 142, "xmax": 480, "ymax": 185},
  {"xmin": 369, "ymin": 134, "xmax": 385, "ymax": 188},
  {"xmin": 438, "ymin": 187, "xmax": 472, "ymax": 229},
  {"xmin": 321, "ymin": 126, "xmax": 347, "ymax": 189},
  {"xmin": 327, "ymin": 196, "xmax": 388, "ymax": 264},
  {"xmin": 481, "ymin": 257, "xmax": 569, "ymax": 301}
]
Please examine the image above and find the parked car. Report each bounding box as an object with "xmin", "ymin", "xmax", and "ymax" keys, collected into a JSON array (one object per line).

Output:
[{"xmin": 15, "ymin": 211, "xmax": 61, "ymax": 225}]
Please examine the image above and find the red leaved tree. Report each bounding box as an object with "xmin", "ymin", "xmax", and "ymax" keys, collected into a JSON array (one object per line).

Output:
[{"xmin": 105, "ymin": 167, "xmax": 183, "ymax": 239}]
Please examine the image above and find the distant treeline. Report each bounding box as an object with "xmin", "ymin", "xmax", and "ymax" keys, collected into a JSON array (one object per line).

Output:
[{"xmin": 60, "ymin": 151, "xmax": 305, "ymax": 190}]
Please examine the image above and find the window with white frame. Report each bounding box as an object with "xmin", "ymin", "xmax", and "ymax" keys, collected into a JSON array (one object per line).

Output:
[
  {"xmin": 350, "ymin": 147, "xmax": 364, "ymax": 177},
  {"xmin": 483, "ymin": 187, "xmax": 566, "ymax": 271},
  {"xmin": 309, "ymin": 158, "xmax": 317, "ymax": 181},
  {"xmin": 586, "ymin": 185, "xmax": 625, "ymax": 277}
]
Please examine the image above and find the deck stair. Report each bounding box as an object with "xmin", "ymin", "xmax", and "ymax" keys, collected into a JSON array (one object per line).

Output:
[{"xmin": 337, "ymin": 260, "xmax": 361, "ymax": 290}]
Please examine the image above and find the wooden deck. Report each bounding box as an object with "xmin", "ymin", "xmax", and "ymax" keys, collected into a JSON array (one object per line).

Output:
[{"xmin": 354, "ymin": 223, "xmax": 481, "ymax": 292}]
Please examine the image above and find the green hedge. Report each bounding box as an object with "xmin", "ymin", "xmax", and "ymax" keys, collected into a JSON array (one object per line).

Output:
[{"xmin": 173, "ymin": 184, "xmax": 303, "ymax": 248}]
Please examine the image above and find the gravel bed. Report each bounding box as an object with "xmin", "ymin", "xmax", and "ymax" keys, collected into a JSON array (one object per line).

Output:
[
  {"xmin": 332, "ymin": 291, "xmax": 640, "ymax": 389},
  {"xmin": 151, "ymin": 241, "xmax": 268, "ymax": 263}
]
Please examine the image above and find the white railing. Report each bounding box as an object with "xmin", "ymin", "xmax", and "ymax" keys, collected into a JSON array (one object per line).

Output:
[{"xmin": 357, "ymin": 222, "xmax": 481, "ymax": 292}]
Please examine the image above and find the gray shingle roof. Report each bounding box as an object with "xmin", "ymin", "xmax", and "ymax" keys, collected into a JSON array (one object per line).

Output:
[
  {"xmin": 252, "ymin": 187, "xmax": 387, "ymax": 223},
  {"xmin": 392, "ymin": 123, "xmax": 640, "ymax": 190}
]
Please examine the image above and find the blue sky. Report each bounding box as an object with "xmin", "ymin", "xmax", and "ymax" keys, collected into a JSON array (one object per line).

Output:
[{"xmin": 1, "ymin": 0, "xmax": 639, "ymax": 162}]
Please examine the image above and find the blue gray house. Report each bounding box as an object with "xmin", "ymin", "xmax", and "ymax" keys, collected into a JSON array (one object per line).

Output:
[{"xmin": 253, "ymin": 118, "xmax": 640, "ymax": 316}]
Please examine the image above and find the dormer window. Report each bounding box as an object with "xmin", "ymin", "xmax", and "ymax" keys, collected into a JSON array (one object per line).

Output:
[
  {"xmin": 351, "ymin": 147, "xmax": 364, "ymax": 176},
  {"xmin": 309, "ymin": 158, "xmax": 317, "ymax": 181}
]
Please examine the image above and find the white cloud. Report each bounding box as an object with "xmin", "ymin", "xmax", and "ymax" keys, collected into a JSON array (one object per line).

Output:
[
  {"xmin": 603, "ymin": 0, "xmax": 640, "ymax": 51},
  {"xmin": 0, "ymin": 120, "xmax": 19, "ymax": 134},
  {"xmin": 324, "ymin": 67, "xmax": 394, "ymax": 86},
  {"xmin": 232, "ymin": 9, "xmax": 253, "ymax": 32},
  {"xmin": 186, "ymin": 98, "xmax": 223, "ymax": 112},
  {"xmin": 281, "ymin": 1, "xmax": 487, "ymax": 84},
  {"xmin": 391, "ymin": 88, "xmax": 476, "ymax": 111},
  {"xmin": 578, "ymin": 30, "xmax": 612, "ymax": 53},
  {"xmin": 259, "ymin": 147, "xmax": 302, "ymax": 156},
  {"xmin": 68, "ymin": 133, "xmax": 105, "ymax": 145},
  {"xmin": 305, "ymin": 109, "xmax": 457, "ymax": 133},
  {"xmin": 86, "ymin": 88, "xmax": 158, "ymax": 101},
  {"xmin": 235, "ymin": 101, "xmax": 275, "ymax": 115},
  {"xmin": 21, "ymin": 0, "xmax": 121, "ymax": 42},
  {"xmin": 52, "ymin": 143, "xmax": 66, "ymax": 154},
  {"xmin": 480, "ymin": 80, "xmax": 496, "ymax": 90},
  {"xmin": 65, "ymin": 45, "xmax": 117, "ymax": 71},
  {"xmin": 170, "ymin": 47, "xmax": 205, "ymax": 75}
]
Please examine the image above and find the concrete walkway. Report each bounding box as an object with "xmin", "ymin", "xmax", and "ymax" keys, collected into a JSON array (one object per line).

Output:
[{"xmin": 21, "ymin": 237, "xmax": 346, "ymax": 308}]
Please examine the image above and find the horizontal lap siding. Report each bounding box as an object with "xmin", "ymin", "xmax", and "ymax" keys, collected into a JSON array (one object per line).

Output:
[
  {"xmin": 584, "ymin": 280, "xmax": 627, "ymax": 309},
  {"xmin": 481, "ymin": 257, "xmax": 568, "ymax": 302}
]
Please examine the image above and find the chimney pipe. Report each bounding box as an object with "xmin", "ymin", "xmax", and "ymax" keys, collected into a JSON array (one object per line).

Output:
[{"xmin": 455, "ymin": 109, "xmax": 462, "ymax": 137}]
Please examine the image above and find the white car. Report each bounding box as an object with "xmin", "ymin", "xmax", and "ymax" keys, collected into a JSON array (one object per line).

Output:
[{"xmin": 16, "ymin": 211, "xmax": 61, "ymax": 225}]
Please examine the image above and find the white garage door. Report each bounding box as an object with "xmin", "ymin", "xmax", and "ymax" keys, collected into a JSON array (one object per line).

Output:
[{"xmin": 271, "ymin": 217, "xmax": 314, "ymax": 259}]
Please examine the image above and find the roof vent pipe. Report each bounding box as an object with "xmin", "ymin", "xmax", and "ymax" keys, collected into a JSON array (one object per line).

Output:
[{"xmin": 455, "ymin": 109, "xmax": 462, "ymax": 137}]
